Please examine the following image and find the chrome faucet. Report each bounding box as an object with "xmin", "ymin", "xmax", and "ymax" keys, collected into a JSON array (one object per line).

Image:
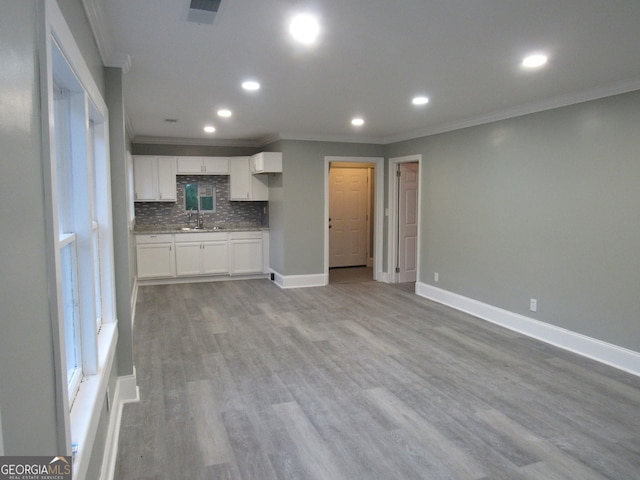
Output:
[
  {"xmin": 188, "ymin": 205, "xmax": 203, "ymax": 229},
  {"xmin": 195, "ymin": 203, "xmax": 203, "ymax": 229}
]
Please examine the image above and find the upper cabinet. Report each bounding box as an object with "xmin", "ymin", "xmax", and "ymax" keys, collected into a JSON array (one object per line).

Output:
[
  {"xmin": 251, "ymin": 152, "xmax": 282, "ymax": 174},
  {"xmin": 229, "ymin": 157, "xmax": 268, "ymax": 201},
  {"xmin": 133, "ymin": 156, "xmax": 177, "ymax": 202},
  {"xmin": 134, "ymin": 154, "xmax": 280, "ymax": 202},
  {"xmin": 177, "ymin": 156, "xmax": 229, "ymax": 175}
]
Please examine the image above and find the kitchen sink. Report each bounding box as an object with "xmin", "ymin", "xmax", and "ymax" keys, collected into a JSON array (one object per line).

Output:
[{"xmin": 179, "ymin": 226, "xmax": 223, "ymax": 231}]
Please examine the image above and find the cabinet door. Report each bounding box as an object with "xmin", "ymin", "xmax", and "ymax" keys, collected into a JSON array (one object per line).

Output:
[
  {"xmin": 175, "ymin": 243, "xmax": 202, "ymax": 276},
  {"xmin": 229, "ymin": 157, "xmax": 251, "ymax": 200},
  {"xmin": 251, "ymin": 152, "xmax": 282, "ymax": 173},
  {"xmin": 177, "ymin": 157, "xmax": 203, "ymax": 174},
  {"xmin": 157, "ymin": 157, "xmax": 177, "ymax": 201},
  {"xmin": 229, "ymin": 239, "xmax": 263, "ymax": 274},
  {"xmin": 133, "ymin": 156, "xmax": 157, "ymax": 201},
  {"xmin": 136, "ymin": 243, "xmax": 175, "ymax": 278},
  {"xmin": 202, "ymin": 157, "xmax": 229, "ymax": 174},
  {"xmin": 250, "ymin": 175, "xmax": 269, "ymax": 201},
  {"xmin": 202, "ymin": 241, "xmax": 228, "ymax": 274}
]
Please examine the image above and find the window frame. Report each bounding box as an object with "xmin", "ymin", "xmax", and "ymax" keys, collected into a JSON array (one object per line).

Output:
[{"xmin": 185, "ymin": 182, "xmax": 216, "ymax": 212}]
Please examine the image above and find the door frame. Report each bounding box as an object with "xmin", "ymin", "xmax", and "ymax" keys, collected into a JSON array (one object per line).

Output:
[
  {"xmin": 324, "ymin": 156, "xmax": 384, "ymax": 283},
  {"xmin": 388, "ymin": 155, "xmax": 422, "ymax": 284}
]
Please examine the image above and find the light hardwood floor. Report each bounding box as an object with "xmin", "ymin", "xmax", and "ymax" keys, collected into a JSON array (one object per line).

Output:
[{"xmin": 115, "ymin": 279, "xmax": 640, "ymax": 479}]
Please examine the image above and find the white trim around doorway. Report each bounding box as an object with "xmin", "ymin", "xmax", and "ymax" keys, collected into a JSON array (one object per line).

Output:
[
  {"xmin": 324, "ymin": 156, "xmax": 385, "ymax": 283},
  {"xmin": 388, "ymin": 155, "xmax": 422, "ymax": 284}
]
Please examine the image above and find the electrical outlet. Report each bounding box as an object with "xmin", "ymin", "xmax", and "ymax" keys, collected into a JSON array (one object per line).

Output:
[
  {"xmin": 530, "ymin": 298, "xmax": 537, "ymax": 312},
  {"xmin": 434, "ymin": 272, "xmax": 439, "ymax": 282}
]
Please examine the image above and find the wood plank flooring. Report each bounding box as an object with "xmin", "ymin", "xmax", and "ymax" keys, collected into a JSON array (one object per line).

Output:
[{"xmin": 115, "ymin": 279, "xmax": 640, "ymax": 479}]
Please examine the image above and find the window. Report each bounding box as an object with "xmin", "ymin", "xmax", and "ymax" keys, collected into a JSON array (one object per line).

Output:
[
  {"xmin": 60, "ymin": 237, "xmax": 81, "ymax": 396},
  {"xmin": 185, "ymin": 183, "xmax": 215, "ymax": 212},
  {"xmin": 51, "ymin": 38, "xmax": 113, "ymax": 404}
]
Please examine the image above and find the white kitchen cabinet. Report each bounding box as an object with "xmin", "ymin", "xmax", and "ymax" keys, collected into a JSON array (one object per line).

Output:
[
  {"xmin": 133, "ymin": 156, "xmax": 156, "ymax": 200},
  {"xmin": 177, "ymin": 156, "xmax": 229, "ymax": 175},
  {"xmin": 251, "ymin": 152, "xmax": 282, "ymax": 173},
  {"xmin": 229, "ymin": 231, "xmax": 263, "ymax": 275},
  {"xmin": 174, "ymin": 243, "xmax": 202, "ymax": 276},
  {"xmin": 229, "ymin": 157, "xmax": 268, "ymax": 201},
  {"xmin": 136, "ymin": 234, "xmax": 175, "ymax": 278},
  {"xmin": 175, "ymin": 232, "xmax": 228, "ymax": 276},
  {"xmin": 133, "ymin": 156, "xmax": 177, "ymax": 202},
  {"xmin": 202, "ymin": 242, "xmax": 229, "ymax": 274},
  {"xmin": 157, "ymin": 157, "xmax": 177, "ymax": 200}
]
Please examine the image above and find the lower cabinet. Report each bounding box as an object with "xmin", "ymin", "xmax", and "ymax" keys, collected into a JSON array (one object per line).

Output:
[
  {"xmin": 175, "ymin": 232, "xmax": 228, "ymax": 276},
  {"xmin": 136, "ymin": 234, "xmax": 176, "ymax": 278},
  {"xmin": 136, "ymin": 231, "xmax": 267, "ymax": 280},
  {"xmin": 228, "ymin": 231, "xmax": 264, "ymax": 275}
]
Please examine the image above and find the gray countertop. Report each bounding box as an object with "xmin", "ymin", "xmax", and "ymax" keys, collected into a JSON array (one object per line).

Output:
[{"xmin": 134, "ymin": 223, "xmax": 268, "ymax": 234}]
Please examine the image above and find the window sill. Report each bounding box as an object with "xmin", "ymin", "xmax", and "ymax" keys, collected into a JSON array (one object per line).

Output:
[{"xmin": 69, "ymin": 321, "xmax": 118, "ymax": 480}]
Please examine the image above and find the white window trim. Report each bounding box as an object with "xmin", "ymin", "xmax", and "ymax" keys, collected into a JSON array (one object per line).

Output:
[{"xmin": 39, "ymin": 3, "xmax": 117, "ymax": 478}]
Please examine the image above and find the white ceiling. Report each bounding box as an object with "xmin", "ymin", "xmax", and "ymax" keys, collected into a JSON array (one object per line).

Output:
[{"xmin": 99, "ymin": 0, "xmax": 640, "ymax": 146}]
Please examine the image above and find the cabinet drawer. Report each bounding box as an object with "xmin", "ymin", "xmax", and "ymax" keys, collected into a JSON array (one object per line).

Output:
[
  {"xmin": 175, "ymin": 232, "xmax": 227, "ymax": 242},
  {"xmin": 136, "ymin": 234, "xmax": 174, "ymax": 244},
  {"xmin": 228, "ymin": 231, "xmax": 263, "ymax": 240}
]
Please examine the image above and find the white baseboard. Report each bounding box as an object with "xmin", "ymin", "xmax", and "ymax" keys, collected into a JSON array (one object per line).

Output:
[
  {"xmin": 416, "ymin": 282, "xmax": 640, "ymax": 377},
  {"xmin": 376, "ymin": 271, "xmax": 392, "ymax": 283},
  {"xmin": 100, "ymin": 369, "xmax": 140, "ymax": 480},
  {"xmin": 270, "ymin": 270, "xmax": 327, "ymax": 289}
]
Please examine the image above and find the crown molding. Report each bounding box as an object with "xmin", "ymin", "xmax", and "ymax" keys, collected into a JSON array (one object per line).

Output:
[
  {"xmin": 257, "ymin": 134, "xmax": 284, "ymax": 147},
  {"xmin": 382, "ymin": 77, "xmax": 640, "ymax": 145},
  {"xmin": 276, "ymin": 132, "xmax": 386, "ymax": 145},
  {"xmin": 132, "ymin": 135, "xmax": 264, "ymax": 148},
  {"xmin": 82, "ymin": 0, "xmax": 131, "ymax": 73}
]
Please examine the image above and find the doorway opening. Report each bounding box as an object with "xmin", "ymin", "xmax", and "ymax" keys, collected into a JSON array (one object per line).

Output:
[
  {"xmin": 388, "ymin": 155, "xmax": 422, "ymax": 286},
  {"xmin": 324, "ymin": 156, "xmax": 384, "ymax": 285}
]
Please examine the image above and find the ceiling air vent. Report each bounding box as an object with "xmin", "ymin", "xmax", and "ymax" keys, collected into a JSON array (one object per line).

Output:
[{"xmin": 187, "ymin": 0, "xmax": 222, "ymax": 25}]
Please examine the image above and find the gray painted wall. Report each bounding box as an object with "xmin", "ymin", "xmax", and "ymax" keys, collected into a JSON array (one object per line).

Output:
[
  {"xmin": 277, "ymin": 140, "xmax": 384, "ymax": 275},
  {"xmin": 0, "ymin": 0, "xmax": 60, "ymax": 454},
  {"xmin": 131, "ymin": 143, "xmax": 261, "ymax": 157},
  {"xmin": 105, "ymin": 67, "xmax": 135, "ymax": 376},
  {"xmin": 386, "ymin": 90, "xmax": 640, "ymax": 352},
  {"xmin": 261, "ymin": 141, "xmax": 285, "ymax": 272}
]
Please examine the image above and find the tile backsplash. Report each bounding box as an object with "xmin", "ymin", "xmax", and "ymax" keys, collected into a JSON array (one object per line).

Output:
[{"xmin": 134, "ymin": 175, "xmax": 268, "ymax": 227}]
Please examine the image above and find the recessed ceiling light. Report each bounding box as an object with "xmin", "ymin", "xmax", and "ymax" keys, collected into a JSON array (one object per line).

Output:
[
  {"xmin": 412, "ymin": 96, "xmax": 430, "ymax": 106},
  {"xmin": 351, "ymin": 117, "xmax": 365, "ymax": 127},
  {"xmin": 522, "ymin": 54, "xmax": 548, "ymax": 68},
  {"xmin": 242, "ymin": 80, "xmax": 260, "ymax": 91},
  {"xmin": 203, "ymin": 125, "xmax": 216, "ymax": 133},
  {"xmin": 289, "ymin": 13, "xmax": 320, "ymax": 45},
  {"xmin": 217, "ymin": 109, "xmax": 232, "ymax": 117}
]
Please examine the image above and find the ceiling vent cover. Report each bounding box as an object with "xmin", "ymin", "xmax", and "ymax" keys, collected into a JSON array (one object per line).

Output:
[{"xmin": 187, "ymin": 0, "xmax": 222, "ymax": 25}]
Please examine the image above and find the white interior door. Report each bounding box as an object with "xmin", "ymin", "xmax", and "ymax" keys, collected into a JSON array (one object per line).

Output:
[
  {"xmin": 398, "ymin": 162, "xmax": 419, "ymax": 282},
  {"xmin": 329, "ymin": 167, "xmax": 368, "ymax": 267}
]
